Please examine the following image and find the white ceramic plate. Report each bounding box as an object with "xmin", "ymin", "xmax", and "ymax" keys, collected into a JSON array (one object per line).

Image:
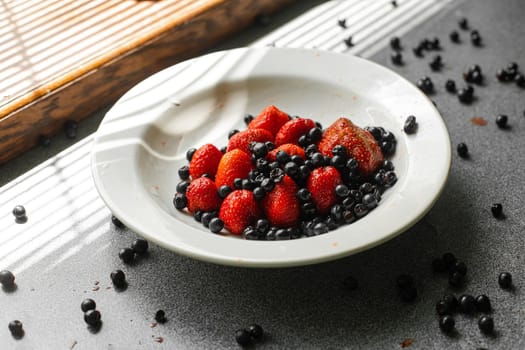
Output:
[{"xmin": 91, "ymin": 47, "xmax": 451, "ymax": 268}]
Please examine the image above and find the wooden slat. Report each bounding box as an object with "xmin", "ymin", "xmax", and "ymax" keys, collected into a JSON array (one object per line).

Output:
[{"xmin": 0, "ymin": 0, "xmax": 296, "ymax": 164}]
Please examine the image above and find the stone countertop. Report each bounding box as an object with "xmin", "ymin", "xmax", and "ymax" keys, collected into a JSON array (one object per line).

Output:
[{"xmin": 1, "ymin": 0, "xmax": 524, "ymax": 349}]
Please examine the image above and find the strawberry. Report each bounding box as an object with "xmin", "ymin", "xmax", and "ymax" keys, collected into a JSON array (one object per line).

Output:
[
  {"xmin": 261, "ymin": 175, "xmax": 300, "ymax": 228},
  {"xmin": 307, "ymin": 166, "xmax": 342, "ymax": 215},
  {"xmin": 189, "ymin": 143, "xmax": 223, "ymax": 180},
  {"xmin": 248, "ymin": 105, "xmax": 290, "ymax": 136},
  {"xmin": 274, "ymin": 118, "xmax": 316, "ymax": 146},
  {"xmin": 219, "ymin": 190, "xmax": 261, "ymax": 235},
  {"xmin": 226, "ymin": 128, "xmax": 273, "ymax": 155},
  {"xmin": 267, "ymin": 143, "xmax": 306, "ymax": 162},
  {"xmin": 214, "ymin": 149, "xmax": 253, "ymax": 189},
  {"xmin": 185, "ymin": 177, "xmax": 221, "ymax": 213},
  {"xmin": 317, "ymin": 117, "xmax": 384, "ymax": 177}
]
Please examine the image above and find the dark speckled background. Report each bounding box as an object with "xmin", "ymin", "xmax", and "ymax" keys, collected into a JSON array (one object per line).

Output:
[{"xmin": 0, "ymin": 0, "xmax": 523, "ymax": 349}]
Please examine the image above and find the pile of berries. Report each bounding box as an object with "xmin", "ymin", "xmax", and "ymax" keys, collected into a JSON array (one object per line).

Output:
[{"xmin": 173, "ymin": 105, "xmax": 398, "ymax": 240}]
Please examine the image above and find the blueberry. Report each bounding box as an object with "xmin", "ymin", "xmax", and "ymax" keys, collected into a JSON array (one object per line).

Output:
[
  {"xmin": 413, "ymin": 46, "xmax": 424, "ymax": 58},
  {"xmin": 208, "ymin": 218, "xmax": 224, "ymax": 233},
  {"xmin": 284, "ymin": 162, "xmax": 299, "ymax": 177},
  {"xmin": 276, "ymin": 228, "xmax": 291, "ymax": 240},
  {"xmin": 0, "ymin": 270, "xmax": 15, "ymax": 287},
  {"xmin": 305, "ymin": 144, "xmax": 318, "ymax": 156},
  {"xmin": 201, "ymin": 212, "xmax": 215, "ymax": 228},
  {"xmin": 233, "ymin": 178, "xmax": 243, "ymax": 189},
  {"xmin": 382, "ymin": 160, "xmax": 394, "ymax": 171},
  {"xmin": 235, "ymin": 329, "xmax": 252, "ymax": 346},
  {"xmin": 390, "ymin": 36, "xmax": 401, "ymax": 50},
  {"xmin": 403, "ymin": 115, "xmax": 417, "ymax": 134},
  {"xmin": 265, "ymin": 228, "xmax": 277, "ymax": 240},
  {"xmin": 362, "ymin": 193, "xmax": 378, "ymax": 209},
  {"xmin": 449, "ymin": 271, "xmax": 464, "ymax": 288},
  {"xmin": 310, "ymin": 152, "xmax": 325, "ymax": 167},
  {"xmin": 276, "ymin": 150, "xmax": 291, "ymax": 164},
  {"xmin": 155, "ymin": 310, "xmax": 167, "ymax": 323},
  {"xmin": 252, "ymin": 187, "xmax": 265, "ymax": 200},
  {"xmin": 458, "ymin": 294, "xmax": 476, "ymax": 314},
  {"xmin": 220, "ymin": 146, "xmax": 227, "ymax": 154},
  {"xmin": 459, "ymin": 17, "xmax": 468, "ymax": 30},
  {"xmin": 436, "ymin": 299, "xmax": 452, "ymax": 316},
  {"xmin": 173, "ymin": 193, "xmax": 187, "ymax": 210},
  {"xmin": 218, "ymin": 185, "xmax": 232, "ymax": 199},
  {"xmin": 450, "ymin": 260, "xmax": 467, "ymax": 276},
  {"xmin": 178, "ymin": 165, "xmax": 190, "ymax": 180},
  {"xmin": 383, "ymin": 170, "xmax": 397, "ymax": 187},
  {"xmin": 81, "ymin": 299, "xmax": 96, "ymax": 312},
  {"xmin": 308, "ymin": 127, "xmax": 323, "ymax": 143},
  {"xmin": 470, "ymin": 70, "xmax": 483, "ymax": 84},
  {"xmin": 343, "ymin": 210, "xmax": 356, "ymax": 223},
  {"xmin": 84, "ymin": 310, "xmax": 101, "ymax": 326},
  {"xmin": 243, "ymin": 113, "xmax": 254, "ymax": 125},
  {"xmin": 330, "ymin": 204, "xmax": 344, "ymax": 222},
  {"xmin": 312, "ymin": 222, "xmax": 328, "ymax": 235},
  {"xmin": 457, "ymin": 87, "xmax": 473, "ymax": 103},
  {"xmin": 186, "ymin": 148, "xmax": 196, "ymax": 161},
  {"xmin": 243, "ymin": 227, "xmax": 258, "ymax": 240},
  {"xmin": 353, "ymin": 203, "xmax": 368, "ymax": 218},
  {"xmin": 260, "ymin": 178, "xmax": 275, "ymax": 193},
  {"xmin": 241, "ymin": 179, "xmax": 255, "ymax": 191},
  {"xmin": 429, "ymin": 55, "xmax": 442, "ymax": 71},
  {"xmin": 12, "ymin": 205, "xmax": 26, "ymax": 218},
  {"xmin": 255, "ymin": 219, "xmax": 270, "ymax": 234},
  {"xmin": 346, "ymin": 158, "xmax": 359, "ymax": 170},
  {"xmin": 495, "ymin": 114, "xmax": 508, "ymax": 129},
  {"xmin": 491, "ymin": 203, "xmax": 503, "ymax": 218},
  {"xmin": 118, "ymin": 247, "xmax": 135, "ymax": 264},
  {"xmin": 445, "ymin": 79, "xmax": 456, "ymax": 93},
  {"xmin": 516, "ymin": 73, "xmax": 525, "ymax": 87},
  {"xmin": 335, "ymin": 184, "xmax": 349, "ymax": 198},
  {"xmin": 449, "ymin": 30, "xmax": 460, "ymax": 43},
  {"xmin": 381, "ymin": 140, "xmax": 396, "ymax": 155},
  {"xmin": 176, "ymin": 180, "xmax": 189, "ymax": 194},
  {"xmin": 228, "ymin": 129, "xmax": 239, "ymax": 139},
  {"xmin": 110, "ymin": 269, "xmax": 127, "ymax": 288},
  {"xmin": 296, "ymin": 188, "xmax": 312, "ymax": 202},
  {"xmin": 269, "ymin": 168, "xmax": 284, "ymax": 183},
  {"xmin": 478, "ymin": 316, "xmax": 494, "ymax": 334},
  {"xmin": 298, "ymin": 134, "xmax": 310, "ymax": 147},
  {"xmin": 330, "ymin": 155, "xmax": 346, "ymax": 169},
  {"xmin": 8, "ymin": 320, "xmax": 24, "ymax": 338},
  {"xmin": 391, "ymin": 52, "xmax": 403, "ymax": 65},
  {"xmin": 443, "ymin": 294, "xmax": 459, "ymax": 311},
  {"xmin": 496, "ymin": 68, "xmax": 510, "ymax": 82},
  {"xmin": 475, "ymin": 294, "xmax": 492, "ymax": 313},
  {"xmin": 470, "ymin": 30, "xmax": 481, "ymax": 46},
  {"xmin": 365, "ymin": 127, "xmax": 383, "ymax": 141},
  {"xmin": 498, "ymin": 272, "xmax": 512, "ymax": 289},
  {"xmin": 456, "ymin": 143, "xmax": 469, "ymax": 158},
  {"xmin": 439, "ymin": 315, "xmax": 455, "ymax": 333},
  {"xmin": 252, "ymin": 142, "xmax": 268, "ymax": 158},
  {"xmin": 193, "ymin": 211, "xmax": 203, "ymax": 222},
  {"xmin": 131, "ymin": 239, "xmax": 149, "ymax": 254},
  {"xmin": 417, "ymin": 76, "xmax": 434, "ymax": 94},
  {"xmin": 248, "ymin": 324, "xmax": 263, "ymax": 340}
]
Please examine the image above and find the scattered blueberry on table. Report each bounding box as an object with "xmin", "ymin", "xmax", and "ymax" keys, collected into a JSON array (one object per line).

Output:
[
  {"xmin": 81, "ymin": 299, "xmax": 96, "ymax": 313},
  {"xmin": 0, "ymin": 269, "xmax": 15, "ymax": 288},
  {"xmin": 8, "ymin": 320, "xmax": 24, "ymax": 339}
]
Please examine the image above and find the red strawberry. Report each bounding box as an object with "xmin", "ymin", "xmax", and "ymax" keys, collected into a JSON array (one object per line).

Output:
[
  {"xmin": 267, "ymin": 143, "xmax": 306, "ymax": 162},
  {"xmin": 219, "ymin": 190, "xmax": 261, "ymax": 235},
  {"xmin": 307, "ymin": 166, "xmax": 342, "ymax": 215},
  {"xmin": 274, "ymin": 118, "xmax": 316, "ymax": 146},
  {"xmin": 214, "ymin": 149, "xmax": 253, "ymax": 189},
  {"xmin": 261, "ymin": 175, "xmax": 300, "ymax": 228},
  {"xmin": 248, "ymin": 105, "xmax": 290, "ymax": 136},
  {"xmin": 189, "ymin": 143, "xmax": 223, "ymax": 180},
  {"xmin": 226, "ymin": 128, "xmax": 273, "ymax": 155},
  {"xmin": 185, "ymin": 177, "xmax": 221, "ymax": 213},
  {"xmin": 318, "ymin": 117, "xmax": 384, "ymax": 177}
]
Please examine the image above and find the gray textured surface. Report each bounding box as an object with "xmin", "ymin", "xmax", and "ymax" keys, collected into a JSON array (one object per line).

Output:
[{"xmin": 1, "ymin": 0, "xmax": 524, "ymax": 349}]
